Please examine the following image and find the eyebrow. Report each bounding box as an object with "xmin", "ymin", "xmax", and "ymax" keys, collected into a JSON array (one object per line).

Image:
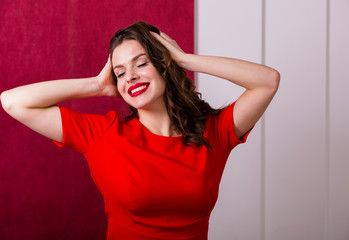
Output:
[{"xmin": 113, "ymin": 53, "xmax": 147, "ymax": 70}]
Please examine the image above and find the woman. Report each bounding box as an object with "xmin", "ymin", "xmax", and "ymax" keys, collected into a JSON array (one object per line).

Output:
[{"xmin": 1, "ymin": 21, "xmax": 279, "ymax": 239}]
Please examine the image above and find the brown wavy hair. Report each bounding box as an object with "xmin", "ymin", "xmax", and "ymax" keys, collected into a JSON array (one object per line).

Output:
[{"xmin": 109, "ymin": 21, "xmax": 221, "ymax": 149}]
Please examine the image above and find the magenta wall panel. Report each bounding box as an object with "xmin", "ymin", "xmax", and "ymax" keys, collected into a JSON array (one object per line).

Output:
[{"xmin": 0, "ymin": 1, "xmax": 194, "ymax": 239}]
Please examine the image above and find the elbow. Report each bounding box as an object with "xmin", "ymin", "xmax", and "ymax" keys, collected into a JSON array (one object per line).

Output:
[
  {"xmin": 0, "ymin": 90, "xmax": 12, "ymax": 113},
  {"xmin": 1, "ymin": 90, "xmax": 20, "ymax": 115},
  {"xmin": 267, "ymin": 68, "xmax": 280, "ymax": 94}
]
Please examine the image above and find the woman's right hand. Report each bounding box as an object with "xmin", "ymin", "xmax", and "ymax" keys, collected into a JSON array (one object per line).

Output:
[
  {"xmin": 97, "ymin": 57, "xmax": 120, "ymax": 97},
  {"xmin": 1, "ymin": 56, "xmax": 121, "ymax": 143}
]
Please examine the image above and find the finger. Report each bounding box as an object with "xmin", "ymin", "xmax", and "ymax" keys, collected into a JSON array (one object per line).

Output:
[
  {"xmin": 159, "ymin": 31, "xmax": 170, "ymax": 40},
  {"xmin": 160, "ymin": 32, "xmax": 179, "ymax": 45},
  {"xmin": 104, "ymin": 57, "xmax": 112, "ymax": 71},
  {"xmin": 151, "ymin": 31, "xmax": 165, "ymax": 43},
  {"xmin": 151, "ymin": 31, "xmax": 172, "ymax": 48},
  {"xmin": 152, "ymin": 31, "xmax": 172, "ymax": 44},
  {"xmin": 155, "ymin": 32, "xmax": 182, "ymax": 50}
]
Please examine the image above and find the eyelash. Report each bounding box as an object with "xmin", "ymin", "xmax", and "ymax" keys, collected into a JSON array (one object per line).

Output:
[
  {"xmin": 137, "ymin": 62, "xmax": 148, "ymax": 67},
  {"xmin": 117, "ymin": 73, "xmax": 124, "ymax": 78},
  {"xmin": 116, "ymin": 61, "xmax": 148, "ymax": 79}
]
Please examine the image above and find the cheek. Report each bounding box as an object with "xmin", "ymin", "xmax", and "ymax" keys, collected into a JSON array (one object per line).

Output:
[
  {"xmin": 116, "ymin": 80, "xmax": 134, "ymax": 106},
  {"xmin": 150, "ymin": 69, "xmax": 166, "ymax": 89},
  {"xmin": 117, "ymin": 80, "xmax": 125, "ymax": 95},
  {"xmin": 158, "ymin": 77, "xmax": 166, "ymax": 93}
]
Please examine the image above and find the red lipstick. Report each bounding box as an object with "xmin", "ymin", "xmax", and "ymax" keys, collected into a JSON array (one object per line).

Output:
[{"xmin": 128, "ymin": 82, "xmax": 150, "ymax": 97}]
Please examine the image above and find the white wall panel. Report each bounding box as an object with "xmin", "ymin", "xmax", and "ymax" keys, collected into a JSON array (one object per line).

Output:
[
  {"xmin": 328, "ymin": 1, "xmax": 349, "ymax": 239},
  {"xmin": 197, "ymin": 1, "xmax": 349, "ymax": 239},
  {"xmin": 264, "ymin": 1, "xmax": 327, "ymax": 240},
  {"xmin": 196, "ymin": 1, "xmax": 263, "ymax": 239}
]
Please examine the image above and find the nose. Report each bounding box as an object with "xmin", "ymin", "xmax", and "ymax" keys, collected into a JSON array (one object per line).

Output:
[{"xmin": 125, "ymin": 68, "xmax": 139, "ymax": 83}]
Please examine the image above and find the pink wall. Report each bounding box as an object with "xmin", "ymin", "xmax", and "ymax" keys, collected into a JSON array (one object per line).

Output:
[{"xmin": 0, "ymin": 1, "xmax": 193, "ymax": 239}]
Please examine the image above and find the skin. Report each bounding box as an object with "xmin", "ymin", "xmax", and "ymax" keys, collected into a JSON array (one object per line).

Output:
[
  {"xmin": 111, "ymin": 40, "xmax": 177, "ymax": 137},
  {"xmin": 152, "ymin": 32, "xmax": 280, "ymax": 138},
  {"xmin": 0, "ymin": 30, "xmax": 280, "ymax": 143}
]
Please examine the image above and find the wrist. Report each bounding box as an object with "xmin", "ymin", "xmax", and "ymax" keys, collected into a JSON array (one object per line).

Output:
[
  {"xmin": 94, "ymin": 76, "xmax": 105, "ymax": 96},
  {"xmin": 179, "ymin": 54, "xmax": 197, "ymax": 71},
  {"xmin": 95, "ymin": 75, "xmax": 119, "ymax": 98}
]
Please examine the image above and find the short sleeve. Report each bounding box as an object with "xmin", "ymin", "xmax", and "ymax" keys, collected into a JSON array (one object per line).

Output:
[
  {"xmin": 53, "ymin": 106, "xmax": 118, "ymax": 153},
  {"xmin": 207, "ymin": 101, "xmax": 253, "ymax": 151}
]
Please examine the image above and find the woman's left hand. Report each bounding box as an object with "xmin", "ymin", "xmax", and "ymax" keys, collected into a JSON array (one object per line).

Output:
[{"xmin": 151, "ymin": 32, "xmax": 188, "ymax": 68}]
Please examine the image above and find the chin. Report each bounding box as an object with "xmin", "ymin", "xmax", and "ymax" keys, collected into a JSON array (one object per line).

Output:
[
  {"xmin": 124, "ymin": 94, "xmax": 166, "ymax": 112},
  {"xmin": 125, "ymin": 101, "xmax": 147, "ymax": 111}
]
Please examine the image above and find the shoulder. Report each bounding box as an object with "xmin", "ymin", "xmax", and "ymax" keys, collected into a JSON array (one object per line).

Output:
[
  {"xmin": 205, "ymin": 102, "xmax": 235, "ymax": 127},
  {"xmin": 59, "ymin": 106, "xmax": 119, "ymax": 127},
  {"xmin": 205, "ymin": 102, "xmax": 251, "ymax": 150},
  {"xmin": 55, "ymin": 106, "xmax": 120, "ymax": 153}
]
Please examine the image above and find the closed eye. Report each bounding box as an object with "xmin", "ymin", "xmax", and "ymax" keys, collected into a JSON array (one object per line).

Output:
[
  {"xmin": 137, "ymin": 62, "xmax": 148, "ymax": 68},
  {"xmin": 117, "ymin": 72, "xmax": 125, "ymax": 78}
]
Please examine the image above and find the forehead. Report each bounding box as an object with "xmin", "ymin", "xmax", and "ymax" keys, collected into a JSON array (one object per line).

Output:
[{"xmin": 111, "ymin": 40, "xmax": 147, "ymax": 66}]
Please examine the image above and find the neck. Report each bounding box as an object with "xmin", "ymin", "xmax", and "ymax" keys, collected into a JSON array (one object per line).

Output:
[{"xmin": 138, "ymin": 109, "xmax": 180, "ymax": 137}]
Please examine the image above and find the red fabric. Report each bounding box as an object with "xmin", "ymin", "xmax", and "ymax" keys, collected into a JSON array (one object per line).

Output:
[
  {"xmin": 0, "ymin": 1, "xmax": 193, "ymax": 239},
  {"xmin": 53, "ymin": 102, "xmax": 250, "ymax": 239}
]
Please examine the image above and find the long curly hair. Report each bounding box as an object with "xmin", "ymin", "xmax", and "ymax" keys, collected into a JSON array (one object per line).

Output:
[{"xmin": 109, "ymin": 21, "xmax": 221, "ymax": 149}]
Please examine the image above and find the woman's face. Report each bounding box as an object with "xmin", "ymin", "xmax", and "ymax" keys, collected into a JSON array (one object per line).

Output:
[{"xmin": 111, "ymin": 40, "xmax": 166, "ymax": 112}]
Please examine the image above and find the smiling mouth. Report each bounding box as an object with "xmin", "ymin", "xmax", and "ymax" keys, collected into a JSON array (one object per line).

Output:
[{"xmin": 128, "ymin": 82, "xmax": 150, "ymax": 97}]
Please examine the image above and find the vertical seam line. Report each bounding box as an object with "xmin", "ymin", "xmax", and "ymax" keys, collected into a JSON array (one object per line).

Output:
[
  {"xmin": 325, "ymin": 0, "xmax": 330, "ymax": 239},
  {"xmin": 194, "ymin": 0, "xmax": 198, "ymax": 86},
  {"xmin": 261, "ymin": 0, "xmax": 266, "ymax": 240}
]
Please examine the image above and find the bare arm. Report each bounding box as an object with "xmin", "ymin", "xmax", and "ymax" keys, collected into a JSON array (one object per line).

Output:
[
  {"xmin": 0, "ymin": 58, "xmax": 118, "ymax": 142},
  {"xmin": 152, "ymin": 32, "xmax": 280, "ymax": 139},
  {"xmin": 181, "ymin": 54, "xmax": 280, "ymax": 138}
]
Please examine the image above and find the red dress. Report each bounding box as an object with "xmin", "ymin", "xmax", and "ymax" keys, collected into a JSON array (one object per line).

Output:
[{"xmin": 54, "ymin": 102, "xmax": 250, "ymax": 239}]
